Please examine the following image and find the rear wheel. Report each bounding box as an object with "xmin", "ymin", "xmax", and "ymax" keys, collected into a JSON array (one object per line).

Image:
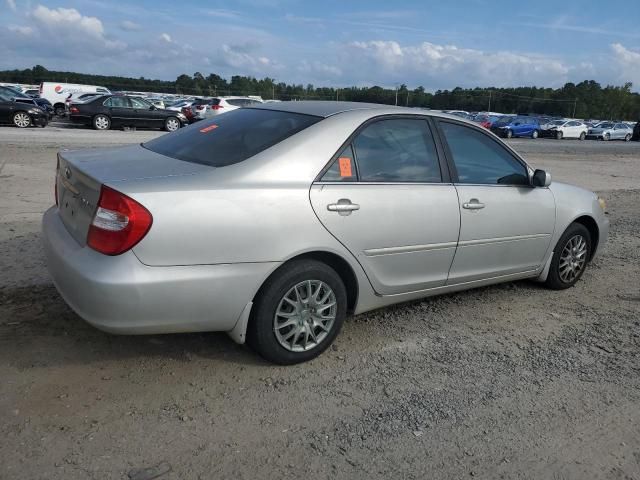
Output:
[
  {"xmin": 247, "ymin": 259, "xmax": 347, "ymax": 365},
  {"xmin": 579, "ymin": 132, "xmax": 586, "ymax": 140},
  {"xmin": 54, "ymin": 105, "xmax": 66, "ymax": 117},
  {"xmin": 532, "ymin": 129, "xmax": 539, "ymax": 139},
  {"xmin": 93, "ymin": 114, "xmax": 111, "ymax": 130},
  {"xmin": 545, "ymin": 223, "xmax": 591, "ymax": 290},
  {"xmin": 164, "ymin": 116, "xmax": 180, "ymax": 132},
  {"xmin": 505, "ymin": 129, "xmax": 513, "ymax": 139},
  {"xmin": 12, "ymin": 112, "xmax": 31, "ymax": 128},
  {"xmin": 624, "ymin": 134, "xmax": 631, "ymax": 142}
]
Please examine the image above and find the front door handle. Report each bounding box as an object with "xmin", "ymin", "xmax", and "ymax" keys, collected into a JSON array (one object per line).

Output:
[
  {"xmin": 327, "ymin": 199, "xmax": 360, "ymax": 216},
  {"xmin": 462, "ymin": 199, "xmax": 485, "ymax": 210}
]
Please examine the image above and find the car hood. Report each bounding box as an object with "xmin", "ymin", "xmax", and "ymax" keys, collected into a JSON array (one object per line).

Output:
[{"xmin": 59, "ymin": 144, "xmax": 212, "ymax": 184}]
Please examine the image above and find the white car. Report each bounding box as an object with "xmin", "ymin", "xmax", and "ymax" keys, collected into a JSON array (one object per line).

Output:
[
  {"xmin": 165, "ymin": 99, "xmax": 194, "ymax": 112},
  {"xmin": 199, "ymin": 96, "xmax": 264, "ymax": 120},
  {"xmin": 40, "ymin": 82, "xmax": 111, "ymax": 116},
  {"xmin": 542, "ymin": 119, "xmax": 588, "ymax": 140}
]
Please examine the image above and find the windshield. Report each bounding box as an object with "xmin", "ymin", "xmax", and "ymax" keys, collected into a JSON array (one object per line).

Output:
[
  {"xmin": 144, "ymin": 108, "xmax": 321, "ymax": 167},
  {"xmin": 598, "ymin": 123, "xmax": 613, "ymax": 129},
  {"xmin": 551, "ymin": 120, "xmax": 565, "ymax": 126}
]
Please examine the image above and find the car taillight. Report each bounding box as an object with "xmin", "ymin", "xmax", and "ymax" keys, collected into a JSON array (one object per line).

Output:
[
  {"xmin": 210, "ymin": 105, "xmax": 223, "ymax": 110},
  {"xmin": 195, "ymin": 105, "xmax": 205, "ymax": 110},
  {"xmin": 87, "ymin": 185, "xmax": 152, "ymax": 256},
  {"xmin": 69, "ymin": 106, "xmax": 79, "ymax": 114},
  {"xmin": 55, "ymin": 157, "xmax": 59, "ymax": 206}
]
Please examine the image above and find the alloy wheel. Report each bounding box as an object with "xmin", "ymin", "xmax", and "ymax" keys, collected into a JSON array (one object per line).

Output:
[
  {"xmin": 558, "ymin": 235, "xmax": 588, "ymax": 283},
  {"xmin": 94, "ymin": 115, "xmax": 110, "ymax": 130},
  {"xmin": 166, "ymin": 118, "xmax": 180, "ymax": 132},
  {"xmin": 13, "ymin": 112, "xmax": 31, "ymax": 128},
  {"xmin": 273, "ymin": 280, "xmax": 337, "ymax": 352}
]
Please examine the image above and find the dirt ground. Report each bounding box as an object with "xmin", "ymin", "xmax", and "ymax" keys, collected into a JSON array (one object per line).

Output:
[{"xmin": 0, "ymin": 126, "xmax": 639, "ymax": 480}]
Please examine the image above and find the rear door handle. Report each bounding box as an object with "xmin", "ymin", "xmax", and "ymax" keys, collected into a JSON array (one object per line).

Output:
[
  {"xmin": 327, "ymin": 199, "xmax": 360, "ymax": 216},
  {"xmin": 462, "ymin": 199, "xmax": 485, "ymax": 210}
]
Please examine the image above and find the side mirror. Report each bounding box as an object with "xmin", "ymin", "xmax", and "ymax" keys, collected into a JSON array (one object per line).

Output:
[{"xmin": 532, "ymin": 169, "xmax": 552, "ymax": 187}]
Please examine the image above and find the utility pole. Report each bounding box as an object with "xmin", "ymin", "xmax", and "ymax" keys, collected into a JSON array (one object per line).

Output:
[
  {"xmin": 395, "ymin": 85, "xmax": 398, "ymax": 106},
  {"xmin": 406, "ymin": 90, "xmax": 409, "ymax": 106},
  {"xmin": 336, "ymin": 89, "xmax": 339, "ymax": 102},
  {"xmin": 573, "ymin": 98, "xmax": 577, "ymax": 118},
  {"xmin": 272, "ymin": 84, "xmax": 275, "ymax": 100},
  {"xmin": 488, "ymin": 90, "xmax": 491, "ymax": 112}
]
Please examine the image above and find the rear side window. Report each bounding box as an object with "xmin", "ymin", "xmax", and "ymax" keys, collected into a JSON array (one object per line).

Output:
[
  {"xmin": 353, "ymin": 118, "xmax": 441, "ymax": 182},
  {"xmin": 440, "ymin": 121, "xmax": 528, "ymax": 186},
  {"xmin": 143, "ymin": 108, "xmax": 321, "ymax": 167}
]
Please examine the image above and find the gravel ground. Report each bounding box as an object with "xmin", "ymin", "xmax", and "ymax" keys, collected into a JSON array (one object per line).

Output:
[{"xmin": 0, "ymin": 126, "xmax": 639, "ymax": 480}]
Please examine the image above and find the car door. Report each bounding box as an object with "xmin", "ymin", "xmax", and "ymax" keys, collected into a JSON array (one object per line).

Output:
[
  {"xmin": 436, "ymin": 120, "xmax": 555, "ymax": 284},
  {"xmin": 103, "ymin": 96, "xmax": 129, "ymax": 127},
  {"xmin": 129, "ymin": 97, "xmax": 158, "ymax": 128},
  {"xmin": 310, "ymin": 117, "xmax": 460, "ymax": 295},
  {"xmin": 0, "ymin": 92, "xmax": 13, "ymax": 122}
]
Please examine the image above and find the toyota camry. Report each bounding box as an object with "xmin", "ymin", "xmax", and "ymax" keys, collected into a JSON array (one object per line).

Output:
[{"xmin": 42, "ymin": 102, "xmax": 609, "ymax": 364}]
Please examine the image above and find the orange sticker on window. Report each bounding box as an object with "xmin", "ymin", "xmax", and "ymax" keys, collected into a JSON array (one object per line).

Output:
[
  {"xmin": 338, "ymin": 157, "xmax": 352, "ymax": 177},
  {"xmin": 199, "ymin": 124, "xmax": 218, "ymax": 133}
]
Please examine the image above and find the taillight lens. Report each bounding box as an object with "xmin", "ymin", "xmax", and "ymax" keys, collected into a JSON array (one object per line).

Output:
[
  {"xmin": 210, "ymin": 104, "xmax": 223, "ymax": 110},
  {"xmin": 69, "ymin": 106, "xmax": 79, "ymax": 114},
  {"xmin": 87, "ymin": 185, "xmax": 152, "ymax": 256},
  {"xmin": 195, "ymin": 105, "xmax": 204, "ymax": 111}
]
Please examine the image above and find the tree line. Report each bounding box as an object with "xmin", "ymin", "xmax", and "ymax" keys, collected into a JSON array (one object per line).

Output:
[{"xmin": 1, "ymin": 65, "xmax": 638, "ymax": 120}]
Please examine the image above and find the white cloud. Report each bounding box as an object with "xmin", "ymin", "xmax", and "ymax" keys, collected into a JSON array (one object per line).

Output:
[
  {"xmin": 31, "ymin": 5, "xmax": 105, "ymax": 40},
  {"xmin": 119, "ymin": 20, "xmax": 141, "ymax": 32},
  {"xmin": 160, "ymin": 33, "xmax": 172, "ymax": 43},
  {"xmin": 344, "ymin": 40, "xmax": 570, "ymax": 89},
  {"xmin": 611, "ymin": 43, "xmax": 640, "ymax": 86},
  {"xmin": 8, "ymin": 25, "xmax": 33, "ymax": 35},
  {"xmin": 6, "ymin": 0, "xmax": 16, "ymax": 12},
  {"xmin": 298, "ymin": 60, "xmax": 342, "ymax": 78}
]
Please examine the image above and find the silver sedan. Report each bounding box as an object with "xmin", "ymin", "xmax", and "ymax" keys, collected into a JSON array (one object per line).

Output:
[{"xmin": 42, "ymin": 102, "xmax": 609, "ymax": 364}]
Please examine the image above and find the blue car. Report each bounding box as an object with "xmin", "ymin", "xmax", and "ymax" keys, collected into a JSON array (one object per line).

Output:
[{"xmin": 491, "ymin": 116, "xmax": 541, "ymax": 139}]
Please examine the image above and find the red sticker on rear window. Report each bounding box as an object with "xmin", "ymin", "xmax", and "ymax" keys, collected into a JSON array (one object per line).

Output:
[
  {"xmin": 200, "ymin": 124, "xmax": 218, "ymax": 133},
  {"xmin": 338, "ymin": 157, "xmax": 353, "ymax": 177}
]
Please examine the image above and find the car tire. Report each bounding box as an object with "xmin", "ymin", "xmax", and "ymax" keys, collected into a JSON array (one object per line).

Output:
[
  {"xmin": 603, "ymin": 133, "xmax": 610, "ymax": 141},
  {"xmin": 54, "ymin": 105, "xmax": 66, "ymax": 117},
  {"xmin": 93, "ymin": 114, "xmax": 111, "ymax": 131},
  {"xmin": 505, "ymin": 129, "xmax": 513, "ymax": 139},
  {"xmin": 246, "ymin": 259, "xmax": 347, "ymax": 365},
  {"xmin": 556, "ymin": 131, "xmax": 563, "ymax": 140},
  {"xmin": 624, "ymin": 134, "xmax": 631, "ymax": 142},
  {"xmin": 532, "ymin": 129, "xmax": 539, "ymax": 139},
  {"xmin": 12, "ymin": 111, "xmax": 31, "ymax": 128},
  {"xmin": 579, "ymin": 132, "xmax": 586, "ymax": 140},
  {"xmin": 164, "ymin": 116, "xmax": 180, "ymax": 132},
  {"xmin": 544, "ymin": 223, "xmax": 592, "ymax": 290}
]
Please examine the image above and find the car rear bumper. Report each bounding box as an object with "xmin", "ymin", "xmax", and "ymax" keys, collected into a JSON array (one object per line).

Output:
[{"xmin": 42, "ymin": 207, "xmax": 277, "ymax": 335}]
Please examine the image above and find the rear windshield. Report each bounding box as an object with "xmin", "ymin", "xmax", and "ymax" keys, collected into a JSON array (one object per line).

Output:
[{"xmin": 143, "ymin": 108, "xmax": 321, "ymax": 167}]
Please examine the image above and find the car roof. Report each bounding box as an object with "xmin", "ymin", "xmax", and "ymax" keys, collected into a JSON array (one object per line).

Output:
[{"xmin": 252, "ymin": 100, "xmax": 439, "ymax": 118}]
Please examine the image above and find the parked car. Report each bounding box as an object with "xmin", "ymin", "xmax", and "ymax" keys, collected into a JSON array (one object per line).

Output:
[
  {"xmin": 633, "ymin": 121, "xmax": 640, "ymax": 141},
  {"xmin": 42, "ymin": 102, "xmax": 609, "ymax": 364},
  {"xmin": 0, "ymin": 85, "xmax": 55, "ymax": 119},
  {"xmin": 189, "ymin": 96, "xmax": 265, "ymax": 121},
  {"xmin": 473, "ymin": 114, "xmax": 502, "ymax": 129},
  {"xmin": 541, "ymin": 119, "xmax": 588, "ymax": 140},
  {"xmin": 22, "ymin": 88, "xmax": 40, "ymax": 98},
  {"xmin": 0, "ymin": 90, "xmax": 48, "ymax": 127},
  {"xmin": 166, "ymin": 99, "xmax": 194, "ymax": 112},
  {"xmin": 586, "ymin": 122, "xmax": 633, "ymax": 141},
  {"xmin": 68, "ymin": 94, "xmax": 186, "ymax": 131},
  {"xmin": 491, "ymin": 116, "xmax": 541, "ymax": 138},
  {"xmin": 40, "ymin": 82, "xmax": 111, "ymax": 117}
]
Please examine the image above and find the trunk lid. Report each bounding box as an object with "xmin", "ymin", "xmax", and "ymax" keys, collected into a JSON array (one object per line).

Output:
[{"xmin": 56, "ymin": 144, "xmax": 211, "ymax": 245}]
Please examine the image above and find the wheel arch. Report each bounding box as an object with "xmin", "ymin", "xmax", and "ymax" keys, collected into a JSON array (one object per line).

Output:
[{"xmin": 572, "ymin": 215, "xmax": 599, "ymax": 261}]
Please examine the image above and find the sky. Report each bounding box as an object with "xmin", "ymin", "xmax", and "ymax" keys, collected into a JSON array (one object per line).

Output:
[{"xmin": 1, "ymin": 0, "xmax": 640, "ymax": 91}]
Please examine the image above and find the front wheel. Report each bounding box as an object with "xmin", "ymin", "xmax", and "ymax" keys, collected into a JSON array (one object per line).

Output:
[
  {"xmin": 505, "ymin": 129, "xmax": 513, "ymax": 139},
  {"xmin": 532, "ymin": 129, "xmax": 539, "ymax": 139},
  {"xmin": 625, "ymin": 134, "xmax": 631, "ymax": 142},
  {"xmin": 579, "ymin": 132, "xmax": 586, "ymax": 140},
  {"xmin": 603, "ymin": 133, "xmax": 610, "ymax": 141},
  {"xmin": 247, "ymin": 259, "xmax": 347, "ymax": 364},
  {"xmin": 556, "ymin": 130, "xmax": 563, "ymax": 140},
  {"xmin": 164, "ymin": 116, "xmax": 180, "ymax": 132},
  {"xmin": 12, "ymin": 112, "xmax": 31, "ymax": 128},
  {"xmin": 93, "ymin": 114, "xmax": 111, "ymax": 130},
  {"xmin": 54, "ymin": 105, "xmax": 66, "ymax": 117},
  {"xmin": 545, "ymin": 223, "xmax": 592, "ymax": 290}
]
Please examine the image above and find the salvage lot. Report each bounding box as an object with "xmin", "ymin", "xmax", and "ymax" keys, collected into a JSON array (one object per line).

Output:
[{"xmin": 0, "ymin": 127, "xmax": 639, "ymax": 479}]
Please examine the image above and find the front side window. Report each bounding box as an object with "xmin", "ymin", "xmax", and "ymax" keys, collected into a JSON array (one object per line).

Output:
[
  {"xmin": 130, "ymin": 97, "xmax": 150, "ymax": 109},
  {"xmin": 440, "ymin": 121, "xmax": 528, "ymax": 186},
  {"xmin": 351, "ymin": 118, "xmax": 441, "ymax": 182}
]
